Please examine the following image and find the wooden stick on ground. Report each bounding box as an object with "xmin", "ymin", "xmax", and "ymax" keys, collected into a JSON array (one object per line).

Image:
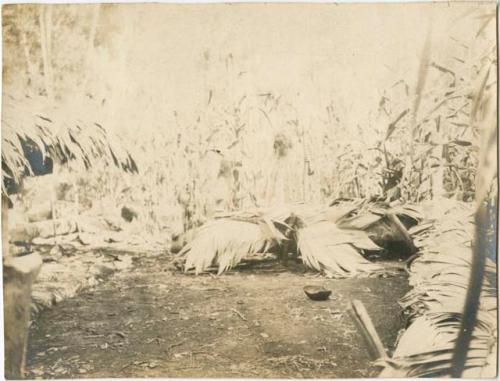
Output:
[
  {"xmin": 231, "ymin": 308, "xmax": 248, "ymax": 321},
  {"xmin": 351, "ymin": 299, "xmax": 387, "ymax": 361}
]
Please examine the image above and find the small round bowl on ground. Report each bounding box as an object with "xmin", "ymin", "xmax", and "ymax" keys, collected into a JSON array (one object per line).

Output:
[{"xmin": 303, "ymin": 285, "xmax": 332, "ymax": 301}]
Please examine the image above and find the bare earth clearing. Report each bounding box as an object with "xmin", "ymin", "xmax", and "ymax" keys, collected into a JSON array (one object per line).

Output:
[{"xmin": 27, "ymin": 252, "xmax": 409, "ymax": 379}]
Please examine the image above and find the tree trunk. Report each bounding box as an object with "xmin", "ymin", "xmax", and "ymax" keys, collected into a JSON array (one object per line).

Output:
[
  {"xmin": 39, "ymin": 5, "xmax": 54, "ymax": 100},
  {"xmin": 2, "ymin": 195, "xmax": 9, "ymax": 260},
  {"xmin": 4, "ymin": 254, "xmax": 42, "ymax": 379},
  {"xmin": 3, "ymin": 194, "xmax": 43, "ymax": 378},
  {"xmin": 20, "ymin": 31, "xmax": 36, "ymax": 93},
  {"xmin": 80, "ymin": 4, "xmax": 101, "ymax": 97}
]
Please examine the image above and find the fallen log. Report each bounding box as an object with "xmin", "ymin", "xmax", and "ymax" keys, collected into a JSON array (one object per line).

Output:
[{"xmin": 10, "ymin": 218, "xmax": 78, "ymax": 242}]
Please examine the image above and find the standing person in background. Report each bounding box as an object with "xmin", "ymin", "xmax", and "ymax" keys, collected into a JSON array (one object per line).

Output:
[
  {"xmin": 199, "ymin": 150, "xmax": 235, "ymax": 217},
  {"xmin": 264, "ymin": 133, "xmax": 294, "ymax": 206},
  {"xmin": 212, "ymin": 159, "xmax": 234, "ymax": 213}
]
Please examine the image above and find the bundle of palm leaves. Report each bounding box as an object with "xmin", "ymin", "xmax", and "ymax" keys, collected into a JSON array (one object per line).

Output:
[
  {"xmin": 177, "ymin": 200, "xmax": 421, "ymax": 277},
  {"xmin": 378, "ymin": 200, "xmax": 497, "ymax": 377}
]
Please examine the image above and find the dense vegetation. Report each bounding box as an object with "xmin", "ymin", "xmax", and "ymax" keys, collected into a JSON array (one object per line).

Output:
[{"xmin": 2, "ymin": 3, "xmax": 497, "ymax": 236}]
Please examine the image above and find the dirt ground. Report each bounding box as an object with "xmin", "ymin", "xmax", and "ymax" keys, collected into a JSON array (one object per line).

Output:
[{"xmin": 27, "ymin": 252, "xmax": 409, "ymax": 379}]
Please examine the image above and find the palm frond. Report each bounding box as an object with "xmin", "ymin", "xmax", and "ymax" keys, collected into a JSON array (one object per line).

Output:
[
  {"xmin": 179, "ymin": 202, "xmax": 415, "ymax": 277},
  {"xmin": 379, "ymin": 202, "xmax": 497, "ymax": 377},
  {"xmin": 2, "ymin": 94, "xmax": 138, "ymax": 191},
  {"xmin": 296, "ymin": 220, "xmax": 383, "ymax": 278},
  {"xmin": 180, "ymin": 219, "xmax": 277, "ymax": 275},
  {"xmin": 378, "ymin": 312, "xmax": 496, "ymax": 377},
  {"xmin": 334, "ymin": 200, "xmax": 423, "ymax": 230}
]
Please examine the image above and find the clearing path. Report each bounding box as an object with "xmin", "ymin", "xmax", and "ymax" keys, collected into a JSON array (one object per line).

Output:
[{"xmin": 27, "ymin": 253, "xmax": 409, "ymax": 378}]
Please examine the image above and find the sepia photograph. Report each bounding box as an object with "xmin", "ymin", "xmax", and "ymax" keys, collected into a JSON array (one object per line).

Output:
[{"xmin": 2, "ymin": 2, "xmax": 498, "ymax": 379}]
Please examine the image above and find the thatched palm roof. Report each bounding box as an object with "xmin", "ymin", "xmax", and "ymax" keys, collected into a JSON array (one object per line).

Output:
[{"xmin": 2, "ymin": 94, "xmax": 137, "ymax": 193}]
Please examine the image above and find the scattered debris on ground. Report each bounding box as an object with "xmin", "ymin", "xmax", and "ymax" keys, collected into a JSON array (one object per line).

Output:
[{"xmin": 30, "ymin": 248, "xmax": 135, "ymax": 317}]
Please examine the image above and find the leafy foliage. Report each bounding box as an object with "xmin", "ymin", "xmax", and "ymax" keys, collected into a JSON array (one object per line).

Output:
[
  {"xmin": 2, "ymin": 94, "xmax": 137, "ymax": 192},
  {"xmin": 181, "ymin": 219, "xmax": 274, "ymax": 275},
  {"xmin": 3, "ymin": 5, "xmax": 496, "ymax": 236},
  {"xmin": 178, "ymin": 201, "xmax": 418, "ymax": 277},
  {"xmin": 296, "ymin": 221, "xmax": 382, "ymax": 278}
]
